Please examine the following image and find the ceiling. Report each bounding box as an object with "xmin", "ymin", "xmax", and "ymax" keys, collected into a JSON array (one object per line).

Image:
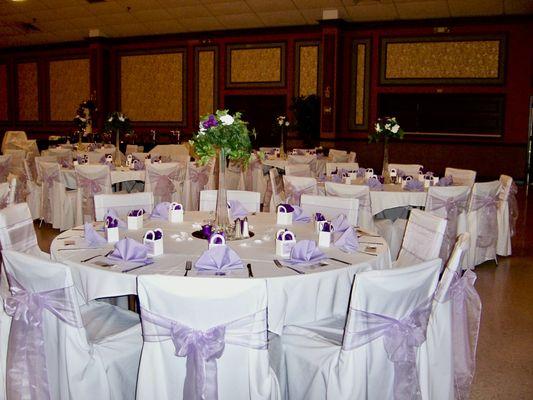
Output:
[{"xmin": 0, "ymin": 0, "xmax": 531, "ymax": 48}]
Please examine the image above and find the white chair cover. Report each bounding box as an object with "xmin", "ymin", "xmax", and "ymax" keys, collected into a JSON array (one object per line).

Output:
[
  {"xmin": 41, "ymin": 162, "xmax": 76, "ymax": 230},
  {"xmin": 395, "ymin": 209, "xmax": 447, "ymax": 268},
  {"xmin": 225, "ymin": 160, "xmax": 246, "ymax": 190},
  {"xmin": 325, "ymin": 162, "xmax": 360, "ymax": 176},
  {"xmin": 48, "ymin": 148, "xmax": 73, "ymax": 168},
  {"xmin": 389, "ymin": 163, "xmax": 423, "ymax": 177},
  {"xmin": 34, "ymin": 156, "xmax": 58, "ymax": 184},
  {"xmin": 1, "ymin": 131, "xmax": 27, "ymax": 153},
  {"xmin": 145, "ymin": 162, "xmax": 186, "ymax": 205},
  {"xmin": 0, "ymin": 183, "xmax": 9, "ymax": 209},
  {"xmin": 267, "ymin": 168, "xmax": 285, "ymax": 212},
  {"xmin": 284, "ymin": 163, "xmax": 311, "ymax": 177},
  {"xmin": 287, "ymin": 154, "xmax": 317, "ymax": 176},
  {"xmin": 94, "ymin": 192, "xmax": 155, "ymax": 221},
  {"xmin": 0, "ymin": 155, "xmax": 11, "ymax": 183},
  {"xmin": 282, "ymin": 175, "xmax": 317, "ymax": 206},
  {"xmin": 328, "ymin": 149, "xmax": 348, "ymax": 162},
  {"xmin": 4, "ymin": 151, "xmax": 30, "ymax": 206},
  {"xmin": 150, "ymin": 144, "xmax": 190, "ymax": 161},
  {"xmin": 23, "ymin": 159, "xmax": 41, "ymax": 219},
  {"xmin": 136, "ymin": 275, "xmax": 280, "ymax": 400},
  {"xmin": 245, "ymin": 153, "xmax": 268, "ymax": 205},
  {"xmin": 2, "ymin": 250, "xmax": 142, "ymax": 400},
  {"xmin": 324, "ymin": 182, "xmax": 375, "ymax": 231},
  {"xmin": 466, "ymin": 180, "xmax": 500, "ymax": 269},
  {"xmin": 444, "ymin": 167, "xmax": 477, "ymax": 187},
  {"xmin": 496, "ymin": 175, "xmax": 517, "ymax": 256},
  {"xmin": 347, "ymin": 151, "xmax": 356, "ymax": 163},
  {"xmin": 184, "ymin": 161, "xmax": 214, "ymax": 211},
  {"xmin": 425, "ymin": 186, "xmax": 471, "ymax": 263},
  {"xmin": 75, "ymin": 164, "xmax": 112, "ymax": 226},
  {"xmin": 301, "ymin": 194, "xmax": 359, "ymax": 227},
  {"xmin": 199, "ymin": 190, "xmax": 261, "ymax": 213},
  {"xmin": 278, "ymin": 259, "xmax": 441, "ymax": 400}
]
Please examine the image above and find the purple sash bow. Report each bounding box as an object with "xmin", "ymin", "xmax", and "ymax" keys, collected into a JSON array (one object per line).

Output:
[
  {"xmin": 285, "ymin": 182, "xmax": 315, "ymax": 206},
  {"xmin": 445, "ymin": 271, "xmax": 482, "ymax": 400},
  {"xmin": 141, "ymin": 307, "xmax": 267, "ymax": 400},
  {"xmin": 5, "ymin": 275, "xmax": 82, "ymax": 400},
  {"xmin": 189, "ymin": 168, "xmax": 209, "ymax": 188},
  {"xmin": 77, "ymin": 175, "xmax": 105, "ymax": 194},
  {"xmin": 507, "ymin": 182, "xmax": 518, "ymax": 238},
  {"xmin": 343, "ymin": 296, "xmax": 433, "ymax": 400},
  {"xmin": 148, "ymin": 169, "xmax": 178, "ymax": 201},
  {"xmin": 471, "ymin": 193, "xmax": 498, "ymax": 249}
]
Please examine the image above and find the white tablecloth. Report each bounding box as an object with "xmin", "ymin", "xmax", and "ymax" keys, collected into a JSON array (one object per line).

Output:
[
  {"xmin": 62, "ymin": 167, "xmax": 145, "ymax": 189},
  {"xmin": 369, "ymin": 184, "xmax": 427, "ymax": 215},
  {"xmin": 262, "ymin": 158, "xmax": 327, "ymax": 176},
  {"xmin": 51, "ymin": 212, "xmax": 391, "ymax": 334}
]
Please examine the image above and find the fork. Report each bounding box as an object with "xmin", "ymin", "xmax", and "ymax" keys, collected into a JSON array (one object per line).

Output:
[{"xmin": 184, "ymin": 260, "xmax": 192, "ymax": 276}]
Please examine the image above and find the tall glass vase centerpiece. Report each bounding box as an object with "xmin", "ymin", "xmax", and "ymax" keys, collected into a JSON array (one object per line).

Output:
[
  {"xmin": 276, "ymin": 115, "xmax": 290, "ymax": 158},
  {"xmin": 190, "ymin": 110, "xmax": 253, "ymax": 238},
  {"xmin": 73, "ymin": 99, "xmax": 97, "ymax": 148},
  {"xmin": 104, "ymin": 112, "xmax": 132, "ymax": 167},
  {"xmin": 369, "ymin": 117, "xmax": 405, "ymax": 184}
]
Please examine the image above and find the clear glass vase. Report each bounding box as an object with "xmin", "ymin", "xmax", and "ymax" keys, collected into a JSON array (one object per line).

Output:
[
  {"xmin": 214, "ymin": 148, "xmax": 232, "ymax": 237},
  {"xmin": 279, "ymin": 127, "xmax": 285, "ymax": 158},
  {"xmin": 114, "ymin": 129, "xmax": 121, "ymax": 167},
  {"xmin": 382, "ymin": 137, "xmax": 391, "ymax": 184}
]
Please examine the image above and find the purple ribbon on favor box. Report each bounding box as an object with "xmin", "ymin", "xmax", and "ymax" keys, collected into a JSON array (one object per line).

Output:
[
  {"xmin": 128, "ymin": 209, "xmax": 145, "ymax": 217},
  {"xmin": 277, "ymin": 203, "xmax": 294, "ymax": 213},
  {"xmin": 321, "ymin": 222, "xmax": 332, "ymax": 232},
  {"xmin": 315, "ymin": 212, "xmax": 326, "ymax": 222},
  {"xmin": 5, "ymin": 274, "xmax": 82, "ymax": 400},
  {"xmin": 105, "ymin": 216, "xmax": 119, "ymax": 229},
  {"xmin": 105, "ymin": 209, "xmax": 126, "ymax": 228}
]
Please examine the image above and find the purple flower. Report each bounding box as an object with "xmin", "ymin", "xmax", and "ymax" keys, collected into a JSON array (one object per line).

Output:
[{"xmin": 202, "ymin": 114, "xmax": 218, "ymax": 129}]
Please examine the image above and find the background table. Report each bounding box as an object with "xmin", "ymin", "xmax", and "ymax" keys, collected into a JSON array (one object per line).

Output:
[
  {"xmin": 51, "ymin": 212, "xmax": 391, "ymax": 334},
  {"xmin": 62, "ymin": 166, "xmax": 145, "ymax": 189}
]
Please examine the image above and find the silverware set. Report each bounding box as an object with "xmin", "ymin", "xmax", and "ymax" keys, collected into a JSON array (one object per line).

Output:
[
  {"xmin": 247, "ymin": 263, "xmax": 253, "ymax": 277},
  {"xmin": 81, "ymin": 250, "xmax": 112, "ymax": 263},
  {"xmin": 184, "ymin": 260, "xmax": 192, "ymax": 276}
]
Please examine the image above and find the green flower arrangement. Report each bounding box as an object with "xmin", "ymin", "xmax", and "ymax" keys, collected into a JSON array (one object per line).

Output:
[
  {"xmin": 369, "ymin": 116, "xmax": 404, "ymax": 142},
  {"xmin": 190, "ymin": 110, "xmax": 254, "ymax": 165}
]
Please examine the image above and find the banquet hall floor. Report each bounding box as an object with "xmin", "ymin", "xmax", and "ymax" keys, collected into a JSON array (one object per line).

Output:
[{"xmin": 33, "ymin": 188, "xmax": 533, "ymax": 400}]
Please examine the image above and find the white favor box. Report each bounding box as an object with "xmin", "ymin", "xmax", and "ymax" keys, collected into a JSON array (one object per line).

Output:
[
  {"xmin": 433, "ymin": 176, "xmax": 439, "ymax": 185},
  {"xmin": 277, "ymin": 205, "xmax": 293, "ymax": 225},
  {"xmin": 208, "ymin": 233, "xmax": 226, "ymax": 250},
  {"xmin": 127, "ymin": 214, "xmax": 143, "ymax": 230},
  {"xmin": 144, "ymin": 229, "xmax": 164, "ymax": 257},
  {"xmin": 401, "ymin": 176, "xmax": 413, "ymax": 189},
  {"xmin": 318, "ymin": 225, "xmax": 333, "ymax": 248},
  {"xmin": 106, "ymin": 227, "xmax": 119, "ymax": 243},
  {"xmin": 390, "ymin": 168, "xmax": 397, "ymax": 178},
  {"xmin": 364, "ymin": 168, "xmax": 374, "ymax": 180},
  {"xmin": 417, "ymin": 172, "xmax": 425, "ymax": 182},
  {"xmin": 315, "ymin": 219, "xmax": 327, "ymax": 234},
  {"xmin": 169, "ymin": 202, "xmax": 184, "ymax": 223},
  {"xmin": 276, "ymin": 229, "xmax": 296, "ymax": 258},
  {"xmin": 424, "ymin": 177, "xmax": 432, "ymax": 188}
]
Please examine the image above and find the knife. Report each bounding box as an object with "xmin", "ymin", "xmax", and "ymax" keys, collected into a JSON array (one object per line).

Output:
[
  {"xmin": 329, "ymin": 257, "xmax": 351, "ymax": 265},
  {"xmin": 274, "ymin": 259, "xmax": 304, "ymax": 274},
  {"xmin": 247, "ymin": 263, "xmax": 253, "ymax": 278}
]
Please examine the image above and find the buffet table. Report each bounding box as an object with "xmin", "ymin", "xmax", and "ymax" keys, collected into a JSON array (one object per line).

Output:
[{"xmin": 51, "ymin": 211, "xmax": 391, "ymax": 334}]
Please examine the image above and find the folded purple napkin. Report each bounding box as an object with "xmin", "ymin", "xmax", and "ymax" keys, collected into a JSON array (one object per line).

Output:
[
  {"xmin": 405, "ymin": 179, "xmax": 425, "ymax": 192},
  {"xmin": 356, "ymin": 167, "xmax": 366, "ymax": 178},
  {"xmin": 107, "ymin": 237, "xmax": 148, "ymax": 262},
  {"xmin": 333, "ymin": 227, "xmax": 359, "ymax": 253},
  {"xmin": 331, "ymin": 174, "xmax": 343, "ymax": 183},
  {"xmin": 194, "ymin": 245, "xmax": 243, "ymax": 272},
  {"xmin": 84, "ymin": 222, "xmax": 106, "ymax": 247},
  {"xmin": 367, "ymin": 177, "xmax": 383, "ymax": 191},
  {"xmin": 292, "ymin": 206, "xmax": 311, "ymax": 223},
  {"xmin": 132, "ymin": 156, "xmax": 145, "ymax": 170},
  {"xmin": 437, "ymin": 175, "xmax": 453, "ymax": 187},
  {"xmin": 150, "ymin": 202, "xmax": 171, "ymax": 220},
  {"xmin": 228, "ymin": 200, "xmax": 249, "ymax": 219},
  {"xmin": 286, "ymin": 240, "xmax": 327, "ymax": 265},
  {"xmin": 331, "ymin": 214, "xmax": 350, "ymax": 233},
  {"xmin": 104, "ymin": 209, "xmax": 126, "ymax": 228}
]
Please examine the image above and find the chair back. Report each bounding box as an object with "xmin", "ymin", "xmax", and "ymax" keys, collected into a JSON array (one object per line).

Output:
[
  {"xmin": 94, "ymin": 192, "xmax": 155, "ymax": 221},
  {"xmin": 341, "ymin": 259, "xmax": 441, "ymax": 399},
  {"xmin": 285, "ymin": 163, "xmax": 311, "ymax": 177},
  {"xmin": 396, "ymin": 209, "xmax": 447, "ymax": 267},
  {"xmin": 136, "ymin": 275, "xmax": 279, "ymax": 399},
  {"xmin": 434, "ymin": 233, "xmax": 471, "ymax": 302},
  {"xmin": 325, "ymin": 162, "xmax": 360, "ymax": 176},
  {"xmin": 34, "ymin": 156, "xmax": 58, "ymax": 183},
  {"xmin": 325, "ymin": 182, "xmax": 375, "ymax": 231},
  {"xmin": 444, "ymin": 167, "xmax": 477, "ymax": 187},
  {"xmin": 425, "ymin": 185, "xmax": 471, "ymax": 262},
  {"xmin": 0, "ymin": 154, "xmax": 12, "ymax": 182},
  {"xmin": 1, "ymin": 131, "xmax": 27, "ymax": 153},
  {"xmin": 199, "ymin": 190, "xmax": 260, "ymax": 213},
  {"xmin": 74, "ymin": 164, "xmax": 112, "ymax": 224},
  {"xmin": 287, "ymin": 154, "xmax": 317, "ymax": 175},
  {"xmin": 496, "ymin": 174, "xmax": 517, "ymax": 257},
  {"xmin": 0, "ymin": 182, "xmax": 9, "ymax": 209},
  {"xmin": 40, "ymin": 162, "xmax": 64, "ymax": 224},
  {"xmin": 329, "ymin": 149, "xmax": 348, "ymax": 162},
  {"xmin": 301, "ymin": 194, "xmax": 359, "ymax": 226},
  {"xmin": 48, "ymin": 148, "xmax": 73, "ymax": 167},
  {"xmin": 145, "ymin": 162, "xmax": 185, "ymax": 204},
  {"xmin": 184, "ymin": 161, "xmax": 214, "ymax": 211},
  {"xmin": 283, "ymin": 175, "xmax": 317, "ymax": 206},
  {"xmin": 389, "ymin": 163, "xmax": 423, "ymax": 177},
  {"xmin": 347, "ymin": 151, "xmax": 357, "ymax": 163},
  {"xmin": 268, "ymin": 168, "xmax": 285, "ymax": 210},
  {"xmin": 0, "ymin": 203, "xmax": 42, "ymax": 256}
]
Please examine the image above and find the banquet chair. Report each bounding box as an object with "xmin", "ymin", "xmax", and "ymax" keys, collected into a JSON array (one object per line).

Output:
[
  {"xmin": 94, "ymin": 192, "xmax": 155, "ymax": 221},
  {"xmin": 285, "ymin": 163, "xmax": 311, "ymax": 177},
  {"xmin": 497, "ymin": 174, "xmax": 517, "ymax": 256},
  {"xmin": 1, "ymin": 131, "xmax": 27, "ymax": 153},
  {"xmin": 245, "ymin": 153, "xmax": 268, "ymax": 206},
  {"xmin": 325, "ymin": 162, "xmax": 360, "ymax": 176},
  {"xmin": 419, "ymin": 233, "xmax": 480, "ymax": 400},
  {"xmin": 41, "ymin": 162, "xmax": 76, "ymax": 230},
  {"xmin": 2, "ymin": 250, "xmax": 142, "ymax": 400},
  {"xmin": 394, "ymin": 209, "xmax": 447, "ymax": 268},
  {"xmin": 324, "ymin": 182, "xmax": 375, "ymax": 232},
  {"xmin": 444, "ymin": 167, "xmax": 477, "ymax": 187},
  {"xmin": 199, "ymin": 190, "xmax": 261, "ymax": 213},
  {"xmin": 48, "ymin": 147, "xmax": 73, "ymax": 167},
  {"xmin": 34, "ymin": 155, "xmax": 58, "ymax": 183},
  {"xmin": 0, "ymin": 155, "xmax": 11, "ymax": 183},
  {"xmin": 388, "ymin": 163, "xmax": 423, "ymax": 176},
  {"xmin": 347, "ymin": 151, "xmax": 357, "ymax": 163},
  {"xmin": 23, "ymin": 158, "xmax": 41, "ymax": 218},
  {"xmin": 4, "ymin": 150, "xmax": 30, "ymax": 205},
  {"xmin": 126, "ymin": 144, "xmax": 142, "ymax": 154},
  {"xmin": 145, "ymin": 162, "xmax": 186, "ymax": 205},
  {"xmin": 277, "ymin": 258, "xmax": 441, "ymax": 400},
  {"xmin": 75, "ymin": 164, "xmax": 112, "ymax": 226},
  {"xmin": 425, "ymin": 185, "xmax": 471, "ymax": 263},
  {"xmin": 226, "ymin": 160, "xmax": 246, "ymax": 190},
  {"xmin": 466, "ymin": 180, "xmax": 500, "ymax": 269},
  {"xmin": 328, "ymin": 148, "xmax": 348, "ymax": 162},
  {"xmin": 300, "ymin": 194, "xmax": 359, "ymax": 226},
  {"xmin": 287, "ymin": 154, "xmax": 317, "ymax": 176},
  {"xmin": 268, "ymin": 168, "xmax": 286, "ymax": 212},
  {"xmin": 0, "ymin": 183, "xmax": 9, "ymax": 209},
  {"xmin": 283, "ymin": 175, "xmax": 317, "ymax": 206},
  {"xmin": 136, "ymin": 275, "xmax": 281, "ymax": 400},
  {"xmin": 184, "ymin": 161, "xmax": 213, "ymax": 211}
]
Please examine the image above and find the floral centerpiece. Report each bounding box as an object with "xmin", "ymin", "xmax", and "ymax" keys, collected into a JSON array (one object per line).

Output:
[
  {"xmin": 369, "ymin": 117, "xmax": 404, "ymax": 184},
  {"xmin": 190, "ymin": 110, "xmax": 253, "ymax": 237},
  {"xmin": 73, "ymin": 99, "xmax": 97, "ymax": 144},
  {"xmin": 104, "ymin": 112, "xmax": 132, "ymax": 167}
]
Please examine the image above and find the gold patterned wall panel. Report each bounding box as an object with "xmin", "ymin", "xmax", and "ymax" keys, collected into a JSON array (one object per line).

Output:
[
  {"xmin": 381, "ymin": 36, "xmax": 505, "ymax": 84},
  {"xmin": 295, "ymin": 43, "xmax": 319, "ymax": 97},
  {"xmin": 17, "ymin": 62, "xmax": 39, "ymax": 121},
  {"xmin": 227, "ymin": 43, "xmax": 285, "ymax": 87},
  {"xmin": 121, "ymin": 52, "xmax": 184, "ymax": 122},
  {"xmin": 49, "ymin": 58, "xmax": 90, "ymax": 121},
  {"xmin": 349, "ymin": 39, "xmax": 371, "ymax": 130},
  {"xmin": 197, "ymin": 49, "xmax": 217, "ymax": 118},
  {"xmin": 0, "ymin": 64, "xmax": 7, "ymax": 121}
]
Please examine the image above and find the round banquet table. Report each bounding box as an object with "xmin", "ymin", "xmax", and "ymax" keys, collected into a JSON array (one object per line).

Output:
[
  {"xmin": 262, "ymin": 158, "xmax": 327, "ymax": 176},
  {"xmin": 61, "ymin": 166, "xmax": 145, "ymax": 189},
  {"xmin": 51, "ymin": 212, "xmax": 391, "ymax": 334}
]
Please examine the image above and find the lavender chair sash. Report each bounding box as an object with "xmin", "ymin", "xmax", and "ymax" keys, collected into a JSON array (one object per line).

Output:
[
  {"xmin": 148, "ymin": 169, "xmax": 178, "ymax": 200},
  {"xmin": 285, "ymin": 182, "xmax": 315, "ymax": 206},
  {"xmin": 443, "ymin": 271, "xmax": 481, "ymax": 400},
  {"xmin": 0, "ymin": 160, "xmax": 10, "ymax": 182},
  {"xmin": 77, "ymin": 174, "xmax": 106, "ymax": 195},
  {"xmin": 508, "ymin": 183, "xmax": 518, "ymax": 238},
  {"xmin": 343, "ymin": 296, "xmax": 433, "ymax": 400},
  {"xmin": 0, "ymin": 218, "xmax": 38, "ymax": 252},
  {"xmin": 189, "ymin": 167, "xmax": 209, "ymax": 188},
  {"xmin": 4, "ymin": 274, "xmax": 82, "ymax": 400},
  {"xmin": 470, "ymin": 194, "xmax": 498, "ymax": 248},
  {"xmin": 141, "ymin": 307, "xmax": 267, "ymax": 400}
]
